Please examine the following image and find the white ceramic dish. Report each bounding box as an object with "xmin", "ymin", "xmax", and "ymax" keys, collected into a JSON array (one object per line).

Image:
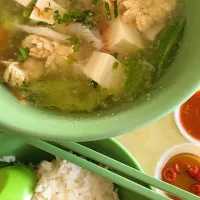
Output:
[
  {"xmin": 154, "ymin": 143, "xmax": 200, "ymax": 196},
  {"xmin": 174, "ymin": 108, "xmax": 200, "ymax": 145}
]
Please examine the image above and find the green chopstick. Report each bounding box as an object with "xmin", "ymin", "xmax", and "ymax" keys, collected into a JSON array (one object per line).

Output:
[
  {"xmin": 58, "ymin": 141, "xmax": 199, "ymax": 200},
  {"xmin": 22, "ymin": 138, "xmax": 199, "ymax": 200},
  {"xmin": 23, "ymin": 138, "xmax": 170, "ymax": 200}
]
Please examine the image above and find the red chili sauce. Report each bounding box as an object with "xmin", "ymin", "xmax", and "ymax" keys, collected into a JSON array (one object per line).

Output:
[
  {"xmin": 162, "ymin": 154, "xmax": 200, "ymax": 200},
  {"xmin": 180, "ymin": 90, "xmax": 200, "ymax": 140}
]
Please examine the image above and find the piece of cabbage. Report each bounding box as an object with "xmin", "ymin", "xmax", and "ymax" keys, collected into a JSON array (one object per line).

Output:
[{"xmin": 20, "ymin": 77, "xmax": 109, "ymax": 112}]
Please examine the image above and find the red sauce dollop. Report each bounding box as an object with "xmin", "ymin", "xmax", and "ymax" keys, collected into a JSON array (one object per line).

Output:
[{"xmin": 180, "ymin": 90, "xmax": 200, "ymax": 140}]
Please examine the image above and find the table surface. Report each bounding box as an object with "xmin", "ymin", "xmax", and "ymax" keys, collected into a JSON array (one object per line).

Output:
[{"xmin": 116, "ymin": 113, "xmax": 188, "ymax": 176}]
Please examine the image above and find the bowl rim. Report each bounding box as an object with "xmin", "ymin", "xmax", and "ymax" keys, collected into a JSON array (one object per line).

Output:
[
  {"xmin": 174, "ymin": 107, "xmax": 200, "ymax": 145},
  {"xmin": 0, "ymin": 82, "xmax": 198, "ymax": 142},
  {"xmin": 109, "ymin": 138, "xmax": 144, "ymax": 172}
]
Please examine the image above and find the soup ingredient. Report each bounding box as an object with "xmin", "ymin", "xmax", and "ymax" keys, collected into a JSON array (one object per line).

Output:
[
  {"xmin": 180, "ymin": 90, "xmax": 200, "ymax": 141},
  {"xmin": 83, "ymin": 51, "xmax": 124, "ymax": 91},
  {"xmin": 163, "ymin": 168, "xmax": 177, "ymax": 182},
  {"xmin": 105, "ymin": 17, "xmax": 143, "ymax": 54},
  {"xmin": 0, "ymin": 166, "xmax": 37, "ymax": 200},
  {"xmin": 125, "ymin": 58, "xmax": 154, "ymax": 98},
  {"xmin": 20, "ymin": 78, "xmax": 109, "ymax": 112},
  {"xmin": 162, "ymin": 154, "xmax": 200, "ymax": 199},
  {"xmin": 16, "ymin": 47, "xmax": 30, "ymax": 62},
  {"xmin": 105, "ymin": 2, "xmax": 112, "ymax": 20},
  {"xmin": 16, "ymin": 25, "xmax": 70, "ymax": 42},
  {"xmin": 30, "ymin": 0, "xmax": 66, "ymax": 25},
  {"xmin": 31, "ymin": 157, "xmax": 119, "ymax": 200},
  {"xmin": 124, "ymin": 17, "xmax": 185, "ymax": 98},
  {"xmin": 22, "ymin": 35, "xmax": 74, "ymax": 68},
  {"xmin": 66, "ymin": 23, "xmax": 103, "ymax": 50},
  {"xmin": 56, "ymin": 9, "xmax": 94, "ymax": 29},
  {"xmin": 1, "ymin": 61, "xmax": 29, "ymax": 87},
  {"xmin": 152, "ymin": 18, "xmax": 186, "ymax": 80},
  {"xmin": 118, "ymin": 0, "xmax": 177, "ymax": 32}
]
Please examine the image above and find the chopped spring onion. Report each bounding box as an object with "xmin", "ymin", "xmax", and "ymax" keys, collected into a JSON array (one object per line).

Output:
[
  {"xmin": 54, "ymin": 10, "xmax": 62, "ymax": 24},
  {"xmin": 66, "ymin": 37, "xmax": 80, "ymax": 52},
  {"xmin": 62, "ymin": 13, "xmax": 70, "ymax": 22},
  {"xmin": 104, "ymin": 2, "xmax": 112, "ymax": 20},
  {"xmin": 37, "ymin": 21, "xmax": 55, "ymax": 26},
  {"xmin": 16, "ymin": 48, "xmax": 30, "ymax": 62},
  {"xmin": 112, "ymin": 52, "xmax": 119, "ymax": 59},
  {"xmin": 91, "ymin": 80, "xmax": 99, "ymax": 89},
  {"xmin": 114, "ymin": 0, "xmax": 118, "ymax": 18},
  {"xmin": 67, "ymin": 55, "xmax": 77, "ymax": 65},
  {"xmin": 54, "ymin": 9, "xmax": 94, "ymax": 29},
  {"xmin": 113, "ymin": 61, "xmax": 119, "ymax": 69}
]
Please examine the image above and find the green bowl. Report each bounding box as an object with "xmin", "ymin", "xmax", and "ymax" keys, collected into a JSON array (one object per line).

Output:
[
  {"xmin": 0, "ymin": 0, "xmax": 199, "ymax": 141},
  {"xmin": 0, "ymin": 133, "xmax": 151, "ymax": 200}
]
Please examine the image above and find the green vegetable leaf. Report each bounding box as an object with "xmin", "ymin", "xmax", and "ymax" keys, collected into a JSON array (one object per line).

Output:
[
  {"xmin": 67, "ymin": 55, "xmax": 77, "ymax": 65},
  {"xmin": 114, "ymin": 0, "xmax": 118, "ymax": 18},
  {"xmin": 125, "ymin": 58, "xmax": 155, "ymax": 98},
  {"xmin": 16, "ymin": 48, "xmax": 30, "ymax": 62},
  {"xmin": 152, "ymin": 18, "xmax": 186, "ymax": 81},
  {"xmin": 20, "ymin": 78, "xmax": 109, "ymax": 112},
  {"xmin": 23, "ymin": 0, "xmax": 37, "ymax": 20},
  {"xmin": 105, "ymin": 2, "xmax": 112, "ymax": 20}
]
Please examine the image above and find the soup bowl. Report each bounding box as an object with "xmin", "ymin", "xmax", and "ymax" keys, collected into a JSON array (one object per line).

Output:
[
  {"xmin": 0, "ymin": 132, "xmax": 151, "ymax": 200},
  {"xmin": 0, "ymin": 0, "xmax": 200, "ymax": 141}
]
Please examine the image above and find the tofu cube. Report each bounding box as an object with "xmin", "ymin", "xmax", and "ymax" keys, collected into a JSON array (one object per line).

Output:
[
  {"xmin": 15, "ymin": 0, "xmax": 32, "ymax": 7},
  {"xmin": 83, "ymin": 51, "xmax": 124, "ymax": 91},
  {"xmin": 30, "ymin": 0, "xmax": 66, "ymax": 25},
  {"xmin": 106, "ymin": 18, "xmax": 144, "ymax": 54}
]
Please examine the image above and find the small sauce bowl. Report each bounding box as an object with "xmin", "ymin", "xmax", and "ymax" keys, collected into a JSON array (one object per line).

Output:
[
  {"xmin": 174, "ymin": 90, "xmax": 200, "ymax": 145},
  {"xmin": 154, "ymin": 143, "xmax": 200, "ymax": 198}
]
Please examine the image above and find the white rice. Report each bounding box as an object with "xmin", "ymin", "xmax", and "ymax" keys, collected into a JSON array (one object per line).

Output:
[{"xmin": 31, "ymin": 157, "xmax": 120, "ymax": 200}]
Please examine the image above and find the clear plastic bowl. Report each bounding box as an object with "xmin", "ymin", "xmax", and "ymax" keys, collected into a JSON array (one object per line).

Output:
[
  {"xmin": 154, "ymin": 143, "xmax": 200, "ymax": 196},
  {"xmin": 174, "ymin": 108, "xmax": 200, "ymax": 145}
]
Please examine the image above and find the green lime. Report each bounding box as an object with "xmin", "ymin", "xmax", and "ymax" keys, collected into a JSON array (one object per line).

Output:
[{"xmin": 0, "ymin": 166, "xmax": 37, "ymax": 200}]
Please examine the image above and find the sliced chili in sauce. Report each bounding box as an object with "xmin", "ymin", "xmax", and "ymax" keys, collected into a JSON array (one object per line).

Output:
[
  {"xmin": 161, "ymin": 154, "xmax": 200, "ymax": 200},
  {"xmin": 180, "ymin": 90, "xmax": 200, "ymax": 140}
]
